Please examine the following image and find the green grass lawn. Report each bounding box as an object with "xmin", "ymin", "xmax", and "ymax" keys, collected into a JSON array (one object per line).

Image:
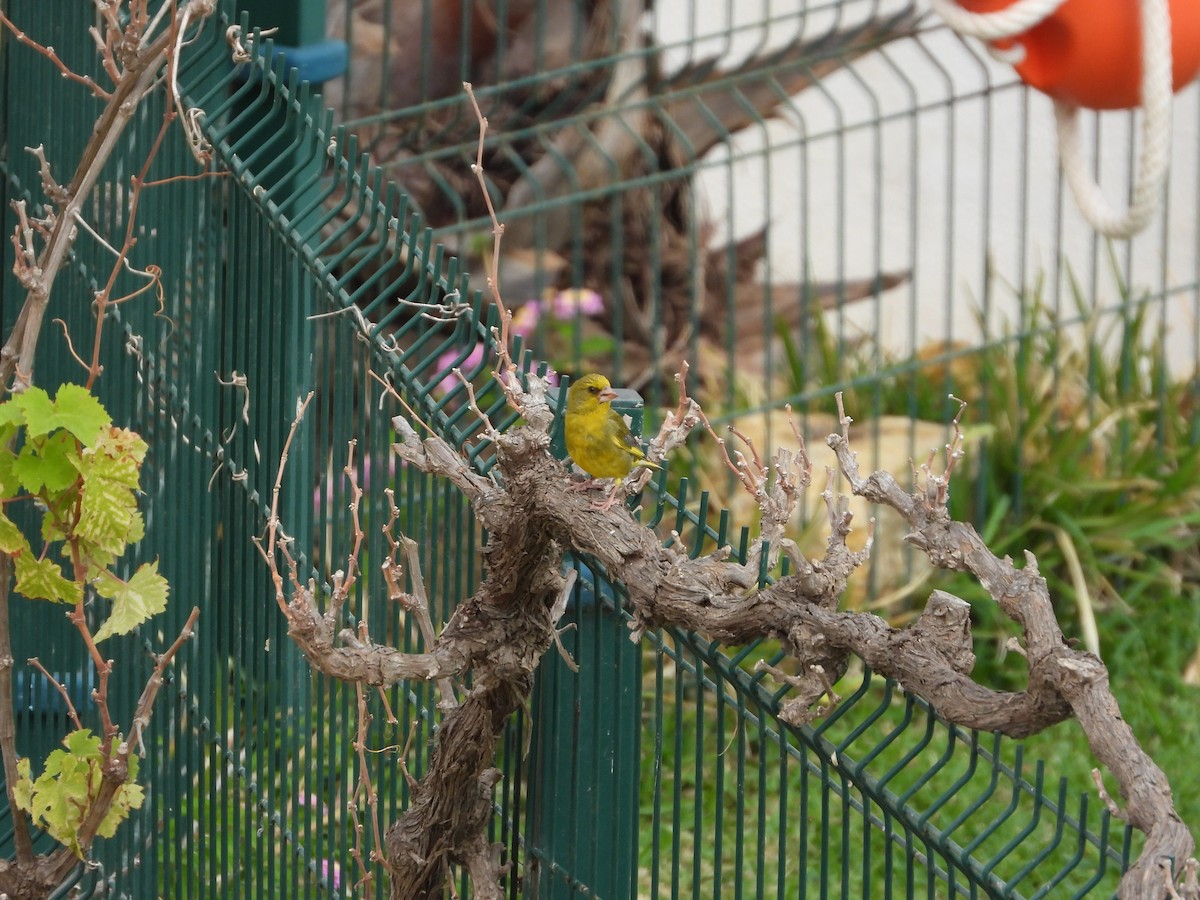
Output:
[
  {"xmin": 632, "ymin": 279, "xmax": 1200, "ymax": 897},
  {"xmin": 635, "ymin": 603, "xmax": 1199, "ymax": 898}
]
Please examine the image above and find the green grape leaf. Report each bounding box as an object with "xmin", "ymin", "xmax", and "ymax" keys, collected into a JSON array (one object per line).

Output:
[
  {"xmin": 92, "ymin": 561, "xmax": 169, "ymax": 642},
  {"xmin": 14, "ymin": 552, "xmax": 81, "ymax": 604},
  {"xmin": 0, "ymin": 511, "xmax": 29, "ymax": 555},
  {"xmin": 0, "ymin": 400, "xmax": 27, "ymax": 429},
  {"xmin": 14, "ymin": 431, "xmax": 80, "ymax": 494},
  {"xmin": 62, "ymin": 728, "xmax": 103, "ymax": 758},
  {"xmin": 15, "ymin": 729, "xmax": 106, "ymax": 857},
  {"xmin": 0, "ymin": 446, "xmax": 20, "ymax": 498},
  {"xmin": 14, "ymin": 388, "xmax": 56, "ymax": 438},
  {"xmin": 40, "ymin": 491, "xmax": 75, "ymax": 548},
  {"xmin": 51, "ymin": 384, "xmax": 110, "ymax": 446}
]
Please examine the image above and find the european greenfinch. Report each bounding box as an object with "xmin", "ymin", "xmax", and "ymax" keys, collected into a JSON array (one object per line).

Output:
[{"xmin": 564, "ymin": 373, "xmax": 661, "ymax": 510}]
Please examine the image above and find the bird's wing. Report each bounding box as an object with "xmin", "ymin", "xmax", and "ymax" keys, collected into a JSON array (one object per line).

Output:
[
  {"xmin": 604, "ymin": 411, "xmax": 661, "ymax": 469},
  {"xmin": 603, "ymin": 412, "xmax": 644, "ymax": 459}
]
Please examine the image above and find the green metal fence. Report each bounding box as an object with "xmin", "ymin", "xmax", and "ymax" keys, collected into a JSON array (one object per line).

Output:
[{"xmin": 2, "ymin": 0, "xmax": 1196, "ymax": 897}]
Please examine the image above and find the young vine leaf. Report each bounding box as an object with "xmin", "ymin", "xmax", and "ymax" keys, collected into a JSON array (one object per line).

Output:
[
  {"xmin": 92, "ymin": 561, "xmax": 169, "ymax": 643},
  {"xmin": 13, "ymin": 729, "xmax": 144, "ymax": 857},
  {"xmin": 0, "ymin": 384, "xmax": 168, "ymax": 633}
]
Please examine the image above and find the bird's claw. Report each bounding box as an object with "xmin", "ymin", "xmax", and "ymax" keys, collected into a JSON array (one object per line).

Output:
[
  {"xmin": 592, "ymin": 483, "xmax": 625, "ymax": 511},
  {"xmin": 567, "ymin": 477, "xmax": 606, "ymax": 493}
]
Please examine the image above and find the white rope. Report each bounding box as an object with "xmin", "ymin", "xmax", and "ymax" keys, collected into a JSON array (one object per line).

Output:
[
  {"xmin": 930, "ymin": 0, "xmax": 1174, "ymax": 238},
  {"xmin": 927, "ymin": 0, "xmax": 1068, "ymax": 42},
  {"xmin": 1054, "ymin": 0, "xmax": 1173, "ymax": 237}
]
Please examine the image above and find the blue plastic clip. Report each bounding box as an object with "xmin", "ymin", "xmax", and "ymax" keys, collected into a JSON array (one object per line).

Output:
[{"xmin": 236, "ymin": 39, "xmax": 349, "ymax": 85}]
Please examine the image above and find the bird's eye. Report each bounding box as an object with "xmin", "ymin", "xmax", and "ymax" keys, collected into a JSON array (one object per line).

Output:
[{"xmin": 588, "ymin": 385, "xmax": 600, "ymax": 394}]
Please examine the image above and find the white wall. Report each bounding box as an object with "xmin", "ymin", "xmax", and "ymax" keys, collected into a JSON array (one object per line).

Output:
[{"xmin": 650, "ymin": 0, "xmax": 1200, "ymax": 371}]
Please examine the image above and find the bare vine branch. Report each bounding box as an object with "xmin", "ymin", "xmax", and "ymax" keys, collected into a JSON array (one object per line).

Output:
[
  {"xmin": 264, "ymin": 80, "xmax": 1196, "ymax": 900},
  {"xmin": 0, "ymin": 0, "xmax": 217, "ymax": 395},
  {"xmin": 0, "ymin": 5, "xmax": 215, "ymax": 894},
  {"xmin": 25, "ymin": 659, "xmax": 83, "ymax": 733}
]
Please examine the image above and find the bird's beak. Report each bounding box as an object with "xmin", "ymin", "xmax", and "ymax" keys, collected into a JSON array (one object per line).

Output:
[{"xmin": 598, "ymin": 387, "xmax": 618, "ymax": 404}]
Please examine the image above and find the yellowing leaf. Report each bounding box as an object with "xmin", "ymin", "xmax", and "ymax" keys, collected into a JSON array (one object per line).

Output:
[
  {"xmin": 0, "ymin": 512, "xmax": 29, "ymax": 555},
  {"xmin": 92, "ymin": 561, "xmax": 169, "ymax": 642},
  {"xmin": 73, "ymin": 427, "xmax": 149, "ymax": 561},
  {"xmin": 12, "ymin": 758, "xmax": 33, "ymax": 812},
  {"xmin": 98, "ymin": 780, "xmax": 144, "ymax": 839},
  {"xmin": 126, "ymin": 509, "xmax": 144, "ymax": 545},
  {"xmin": 91, "ymin": 426, "xmax": 148, "ymax": 473},
  {"xmin": 14, "ymin": 552, "xmax": 81, "ymax": 604},
  {"xmin": 96, "ymin": 743, "xmax": 142, "ymax": 839},
  {"xmin": 75, "ymin": 476, "xmax": 136, "ymax": 558},
  {"xmin": 16, "ymin": 729, "xmax": 106, "ymax": 857}
]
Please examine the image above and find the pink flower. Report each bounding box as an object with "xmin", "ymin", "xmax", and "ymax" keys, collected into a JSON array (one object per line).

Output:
[
  {"xmin": 547, "ymin": 288, "xmax": 604, "ymax": 319},
  {"xmin": 435, "ymin": 344, "xmax": 485, "ymax": 393},
  {"xmin": 297, "ymin": 793, "xmax": 327, "ymax": 814},
  {"xmin": 321, "ymin": 858, "xmax": 342, "ymax": 889},
  {"xmin": 511, "ymin": 301, "xmax": 541, "ymax": 338}
]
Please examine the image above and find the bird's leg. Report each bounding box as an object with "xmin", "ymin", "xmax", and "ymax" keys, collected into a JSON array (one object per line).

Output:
[
  {"xmin": 567, "ymin": 476, "xmax": 607, "ymax": 493},
  {"xmin": 592, "ymin": 480, "xmax": 625, "ymax": 511}
]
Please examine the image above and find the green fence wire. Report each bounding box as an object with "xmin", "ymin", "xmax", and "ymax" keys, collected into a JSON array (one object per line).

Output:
[{"xmin": 3, "ymin": 0, "xmax": 1195, "ymax": 897}]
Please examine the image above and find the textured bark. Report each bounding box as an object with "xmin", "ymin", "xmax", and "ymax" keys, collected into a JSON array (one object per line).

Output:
[
  {"xmin": 828, "ymin": 432, "xmax": 1196, "ymax": 898},
  {"xmin": 277, "ymin": 410, "xmax": 1197, "ymax": 899}
]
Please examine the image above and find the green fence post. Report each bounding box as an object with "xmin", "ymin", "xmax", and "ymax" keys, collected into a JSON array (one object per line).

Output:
[
  {"xmin": 216, "ymin": 5, "xmax": 347, "ymax": 882},
  {"xmin": 526, "ymin": 387, "xmax": 644, "ymax": 898}
]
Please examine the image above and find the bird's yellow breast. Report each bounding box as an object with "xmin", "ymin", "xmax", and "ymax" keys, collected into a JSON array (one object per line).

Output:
[{"xmin": 565, "ymin": 404, "xmax": 637, "ymax": 480}]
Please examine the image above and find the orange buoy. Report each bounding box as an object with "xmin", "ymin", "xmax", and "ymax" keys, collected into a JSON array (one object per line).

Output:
[{"xmin": 958, "ymin": 0, "xmax": 1200, "ymax": 109}]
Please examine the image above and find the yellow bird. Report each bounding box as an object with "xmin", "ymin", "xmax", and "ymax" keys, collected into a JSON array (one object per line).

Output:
[{"xmin": 564, "ymin": 373, "xmax": 661, "ymax": 509}]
